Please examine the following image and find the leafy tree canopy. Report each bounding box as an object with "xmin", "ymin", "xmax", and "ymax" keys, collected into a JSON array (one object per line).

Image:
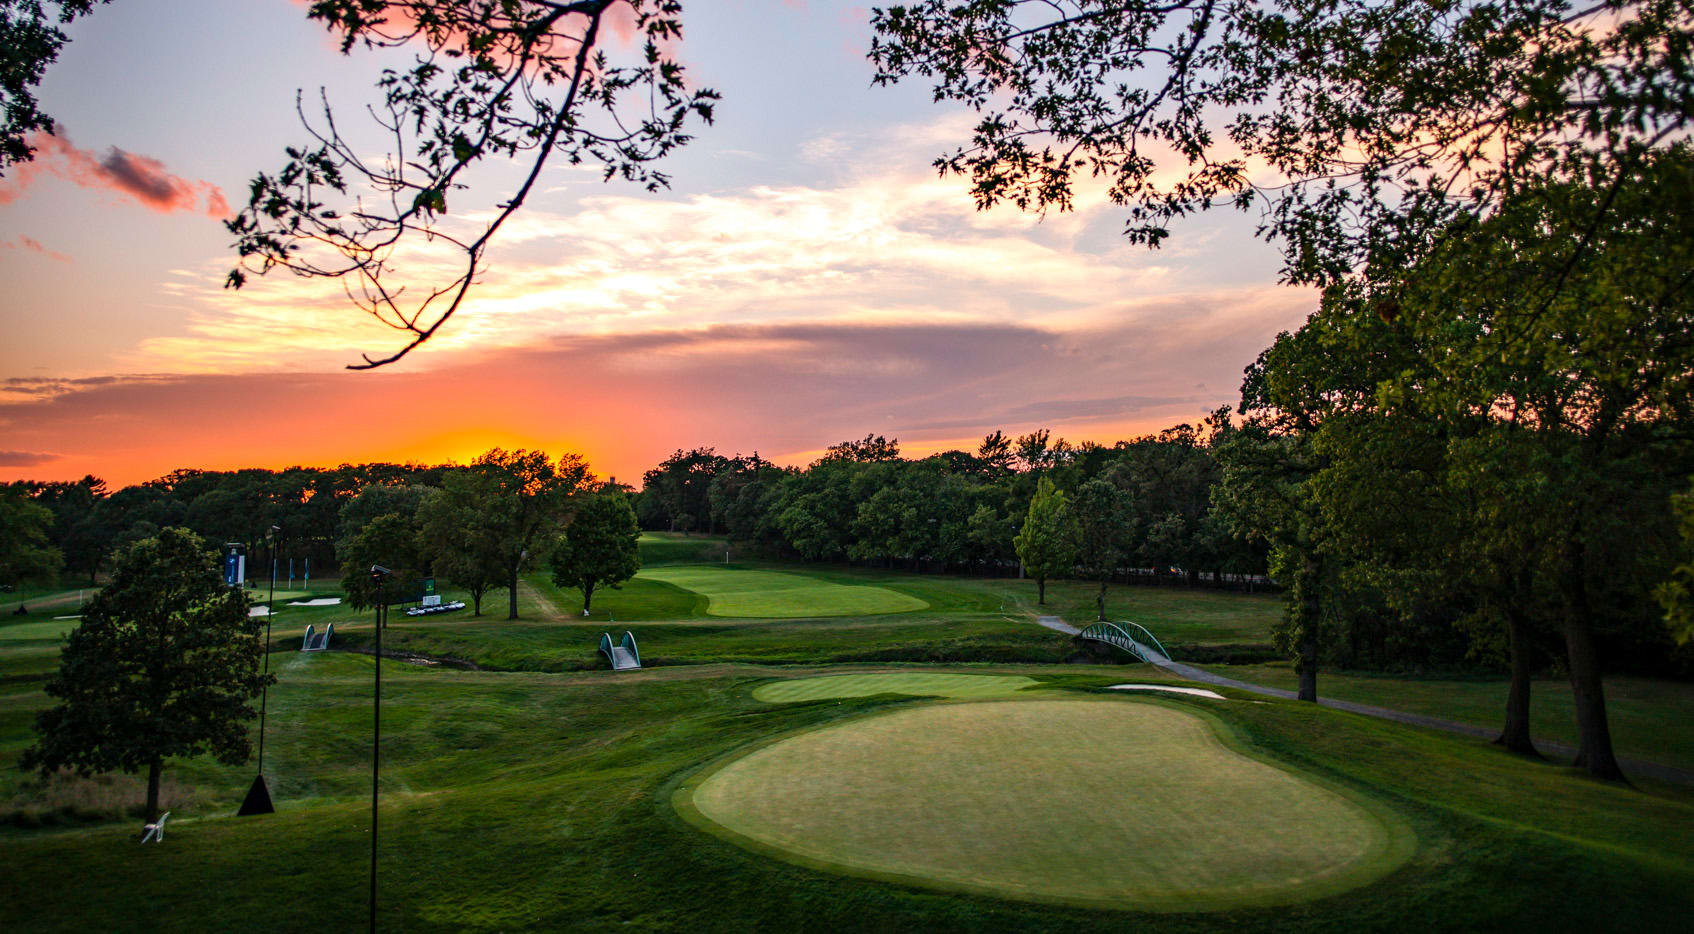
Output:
[
  {"xmin": 0, "ymin": 0, "xmax": 109, "ymax": 173},
  {"xmin": 1013, "ymin": 476, "xmax": 1075, "ymax": 604},
  {"xmin": 416, "ymin": 471, "xmax": 509, "ymax": 615},
  {"xmin": 550, "ymin": 490, "xmax": 641, "ymax": 613},
  {"xmin": 0, "ymin": 485, "xmax": 63, "ymax": 588},
  {"xmin": 870, "ymin": 0, "xmax": 1691, "ymax": 287},
  {"xmin": 21, "ymin": 527, "xmax": 269, "ymax": 822}
]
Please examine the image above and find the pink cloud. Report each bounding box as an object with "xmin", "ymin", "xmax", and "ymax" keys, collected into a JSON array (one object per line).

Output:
[
  {"xmin": 2, "ymin": 236, "xmax": 71, "ymax": 262},
  {"xmin": 0, "ymin": 127, "xmax": 227, "ymax": 218},
  {"xmin": 0, "ymin": 450, "xmax": 62, "ymax": 468}
]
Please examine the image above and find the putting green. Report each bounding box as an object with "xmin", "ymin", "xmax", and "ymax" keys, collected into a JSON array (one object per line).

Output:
[
  {"xmin": 636, "ymin": 566, "xmax": 927, "ymax": 618},
  {"xmin": 677, "ymin": 699, "xmax": 1415, "ymax": 911},
  {"xmin": 753, "ymin": 672, "xmax": 1040, "ymax": 703}
]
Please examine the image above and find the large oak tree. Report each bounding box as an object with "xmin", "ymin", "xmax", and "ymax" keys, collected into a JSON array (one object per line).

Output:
[{"xmin": 21, "ymin": 527, "xmax": 270, "ymax": 824}]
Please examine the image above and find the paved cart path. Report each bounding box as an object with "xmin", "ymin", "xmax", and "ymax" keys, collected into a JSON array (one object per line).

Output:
[{"xmin": 1038, "ymin": 616, "xmax": 1694, "ymax": 786}]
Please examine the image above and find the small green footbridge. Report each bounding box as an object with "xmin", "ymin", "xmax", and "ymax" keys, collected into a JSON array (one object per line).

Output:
[
  {"xmin": 1077, "ymin": 622, "xmax": 1172, "ymax": 664},
  {"xmin": 600, "ymin": 631, "xmax": 641, "ymax": 671}
]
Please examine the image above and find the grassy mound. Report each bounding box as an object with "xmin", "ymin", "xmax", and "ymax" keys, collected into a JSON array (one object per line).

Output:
[
  {"xmin": 679, "ymin": 698, "xmax": 1415, "ymax": 911},
  {"xmin": 638, "ymin": 533, "xmax": 732, "ymax": 567},
  {"xmin": 637, "ymin": 566, "xmax": 928, "ymax": 618},
  {"xmin": 752, "ymin": 672, "xmax": 1040, "ymax": 703}
]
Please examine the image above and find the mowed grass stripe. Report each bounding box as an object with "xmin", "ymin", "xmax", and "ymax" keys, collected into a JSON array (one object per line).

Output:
[
  {"xmin": 681, "ymin": 699, "xmax": 1415, "ymax": 911},
  {"xmin": 637, "ymin": 566, "xmax": 927, "ymax": 618},
  {"xmin": 753, "ymin": 672, "xmax": 1040, "ymax": 703}
]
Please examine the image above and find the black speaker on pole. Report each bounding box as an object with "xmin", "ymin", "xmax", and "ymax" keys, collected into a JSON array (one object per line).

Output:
[{"xmin": 237, "ymin": 774, "xmax": 275, "ymax": 816}]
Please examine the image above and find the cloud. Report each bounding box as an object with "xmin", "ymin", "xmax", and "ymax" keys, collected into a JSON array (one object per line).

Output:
[
  {"xmin": 1, "ymin": 375, "xmax": 172, "ymax": 403},
  {"xmin": 125, "ymin": 132, "xmax": 1268, "ymax": 374},
  {"xmin": 0, "ymin": 126, "xmax": 228, "ymax": 217},
  {"xmin": 0, "ymin": 308, "xmax": 1310, "ymax": 487},
  {"xmin": 0, "ymin": 450, "xmax": 62, "ymax": 467},
  {"xmin": 2, "ymin": 236, "xmax": 71, "ymax": 262}
]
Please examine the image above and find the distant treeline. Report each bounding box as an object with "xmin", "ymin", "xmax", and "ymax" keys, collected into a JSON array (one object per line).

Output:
[
  {"xmin": 5, "ymin": 410, "xmax": 1689, "ymax": 683},
  {"xmin": 632, "ymin": 423, "xmax": 1269, "ymax": 590},
  {"xmin": 9, "ymin": 464, "xmax": 451, "ymax": 587}
]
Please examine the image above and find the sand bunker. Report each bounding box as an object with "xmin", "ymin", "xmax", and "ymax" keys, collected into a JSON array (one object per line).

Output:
[{"xmin": 1106, "ymin": 684, "xmax": 1225, "ymax": 699}]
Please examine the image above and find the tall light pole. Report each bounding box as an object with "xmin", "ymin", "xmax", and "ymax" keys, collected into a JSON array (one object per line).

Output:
[
  {"xmin": 238, "ymin": 529, "xmax": 277, "ymax": 817},
  {"xmin": 261, "ymin": 526, "xmax": 279, "ymax": 762},
  {"xmin": 369, "ymin": 564, "xmax": 391, "ymax": 933}
]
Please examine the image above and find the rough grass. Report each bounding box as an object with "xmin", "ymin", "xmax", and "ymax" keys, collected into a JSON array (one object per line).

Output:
[
  {"xmin": 1043, "ymin": 580, "xmax": 1284, "ymax": 645},
  {"xmin": 751, "ymin": 672, "xmax": 1041, "ymax": 703},
  {"xmin": 191, "ymin": 566, "xmax": 1281, "ymax": 674},
  {"xmin": 637, "ymin": 566, "xmax": 930, "ymax": 618},
  {"xmin": 6, "ymin": 563, "xmax": 1691, "ymax": 929},
  {"xmin": 681, "ymin": 699, "xmax": 1415, "ymax": 910},
  {"xmin": 1198, "ymin": 662, "xmax": 1694, "ymax": 772},
  {"xmin": 639, "ymin": 532, "xmax": 734, "ymax": 567},
  {"xmin": 3, "ymin": 770, "xmax": 194, "ymax": 828},
  {"xmin": 0, "ymin": 647, "xmax": 1691, "ymax": 931}
]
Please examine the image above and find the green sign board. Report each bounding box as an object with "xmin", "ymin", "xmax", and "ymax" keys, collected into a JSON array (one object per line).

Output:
[{"xmin": 420, "ymin": 578, "xmax": 436, "ymax": 596}]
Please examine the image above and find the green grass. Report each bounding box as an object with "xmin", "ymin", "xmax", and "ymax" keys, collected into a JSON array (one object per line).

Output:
[
  {"xmin": 637, "ymin": 566, "xmax": 930, "ymax": 618},
  {"xmin": 1043, "ymin": 580, "xmax": 1284, "ymax": 646},
  {"xmin": 528, "ymin": 571, "xmax": 704, "ymax": 621},
  {"xmin": 0, "ymin": 647, "xmax": 1691, "ymax": 930},
  {"xmin": 752, "ymin": 672, "xmax": 1041, "ymax": 703},
  {"xmin": 393, "ymin": 565, "xmax": 1279, "ymax": 671},
  {"xmin": 640, "ymin": 532, "xmax": 734, "ymax": 566},
  {"xmin": 680, "ymin": 698, "xmax": 1415, "ymax": 910},
  {"xmin": 1199, "ymin": 662, "xmax": 1694, "ymax": 772},
  {"xmin": 0, "ymin": 585, "xmax": 94, "ymax": 616},
  {"xmin": 4, "ymin": 561, "xmax": 1692, "ymax": 930}
]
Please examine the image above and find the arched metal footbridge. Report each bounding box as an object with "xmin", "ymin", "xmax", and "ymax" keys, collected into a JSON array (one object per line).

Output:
[
  {"xmin": 1077, "ymin": 621, "xmax": 1171, "ymax": 664},
  {"xmin": 600, "ymin": 631, "xmax": 641, "ymax": 670}
]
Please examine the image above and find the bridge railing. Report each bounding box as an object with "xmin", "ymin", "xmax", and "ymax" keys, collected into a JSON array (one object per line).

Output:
[
  {"xmin": 1076, "ymin": 621, "xmax": 1171, "ymax": 663},
  {"xmin": 599, "ymin": 631, "xmax": 642, "ymax": 669}
]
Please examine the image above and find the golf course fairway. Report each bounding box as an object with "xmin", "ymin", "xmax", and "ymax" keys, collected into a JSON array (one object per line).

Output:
[
  {"xmin": 753, "ymin": 672, "xmax": 1040, "ymax": 703},
  {"xmin": 677, "ymin": 699, "xmax": 1416, "ymax": 911},
  {"xmin": 636, "ymin": 566, "xmax": 927, "ymax": 618}
]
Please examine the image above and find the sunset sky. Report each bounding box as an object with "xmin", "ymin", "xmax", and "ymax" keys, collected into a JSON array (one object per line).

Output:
[{"xmin": 0, "ymin": 0, "xmax": 1316, "ymax": 488}]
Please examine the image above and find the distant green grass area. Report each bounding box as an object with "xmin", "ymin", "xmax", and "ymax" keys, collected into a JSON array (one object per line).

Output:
[
  {"xmin": 320, "ymin": 567, "xmax": 1280, "ymax": 671},
  {"xmin": 1043, "ymin": 580, "xmax": 1282, "ymax": 645},
  {"xmin": 682, "ymin": 699, "xmax": 1415, "ymax": 910},
  {"xmin": 0, "ymin": 586, "xmax": 93, "ymax": 616},
  {"xmin": 526, "ymin": 571, "xmax": 703, "ymax": 621},
  {"xmin": 752, "ymin": 672, "xmax": 1040, "ymax": 703},
  {"xmin": 1202, "ymin": 662, "xmax": 1694, "ymax": 772},
  {"xmin": 639, "ymin": 532, "xmax": 732, "ymax": 567},
  {"xmin": 638, "ymin": 566, "xmax": 928, "ymax": 619}
]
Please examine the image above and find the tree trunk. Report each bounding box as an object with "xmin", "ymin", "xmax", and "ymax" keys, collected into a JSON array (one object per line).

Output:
[
  {"xmin": 583, "ymin": 582, "xmax": 595, "ymax": 613},
  {"xmin": 507, "ymin": 565, "xmax": 520, "ymax": 620},
  {"xmin": 1494, "ymin": 604, "xmax": 1539, "ymax": 756},
  {"xmin": 1096, "ymin": 579, "xmax": 1107, "ymax": 622},
  {"xmin": 471, "ymin": 589, "xmax": 482, "ymax": 616},
  {"xmin": 1296, "ymin": 630, "xmax": 1318, "ymax": 702},
  {"xmin": 1559, "ymin": 539, "xmax": 1625, "ymax": 780},
  {"xmin": 1037, "ymin": 576, "xmax": 1046, "ymax": 605},
  {"xmin": 1296, "ymin": 558, "xmax": 1320, "ymax": 702},
  {"xmin": 145, "ymin": 758, "xmax": 162, "ymax": 826},
  {"xmin": 1562, "ymin": 609, "xmax": 1625, "ymax": 780}
]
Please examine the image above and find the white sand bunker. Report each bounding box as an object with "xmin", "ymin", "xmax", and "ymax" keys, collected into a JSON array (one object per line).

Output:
[
  {"xmin": 249, "ymin": 606, "xmax": 270, "ymax": 617},
  {"xmin": 288, "ymin": 598, "xmax": 343, "ymax": 607},
  {"xmin": 1107, "ymin": 684, "xmax": 1225, "ymax": 699}
]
